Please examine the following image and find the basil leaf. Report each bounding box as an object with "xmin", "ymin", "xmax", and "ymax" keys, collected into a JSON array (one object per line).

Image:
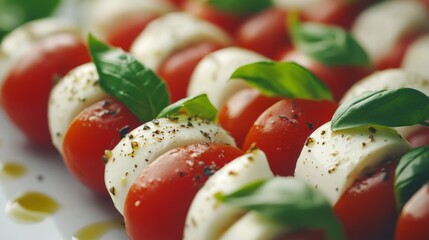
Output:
[
  {"xmin": 88, "ymin": 34, "xmax": 170, "ymax": 122},
  {"xmin": 290, "ymin": 18, "xmax": 371, "ymax": 67},
  {"xmin": 231, "ymin": 61, "xmax": 333, "ymax": 101},
  {"xmin": 216, "ymin": 177, "xmax": 345, "ymax": 240},
  {"xmin": 0, "ymin": 0, "xmax": 61, "ymax": 40},
  {"xmin": 331, "ymin": 88, "xmax": 429, "ymax": 131},
  {"xmin": 207, "ymin": 0, "xmax": 272, "ymax": 14},
  {"xmin": 157, "ymin": 94, "xmax": 217, "ymax": 121},
  {"xmin": 395, "ymin": 146, "xmax": 429, "ymax": 209}
]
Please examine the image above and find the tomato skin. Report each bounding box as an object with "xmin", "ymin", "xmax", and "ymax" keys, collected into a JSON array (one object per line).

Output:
[
  {"xmin": 106, "ymin": 14, "xmax": 159, "ymax": 51},
  {"xmin": 407, "ymin": 127, "xmax": 429, "ymax": 147},
  {"xmin": 62, "ymin": 98, "xmax": 141, "ymax": 194},
  {"xmin": 124, "ymin": 143, "xmax": 244, "ymax": 240},
  {"xmin": 218, "ymin": 88, "xmax": 282, "ymax": 148},
  {"xmin": 396, "ymin": 183, "xmax": 429, "ymax": 240},
  {"xmin": 243, "ymin": 99, "xmax": 337, "ymax": 176},
  {"xmin": 334, "ymin": 161, "xmax": 398, "ymax": 240},
  {"xmin": 182, "ymin": 1, "xmax": 246, "ymax": 35},
  {"xmin": 280, "ymin": 50, "xmax": 373, "ymax": 101},
  {"xmin": 158, "ymin": 41, "xmax": 225, "ymax": 103},
  {"xmin": 1, "ymin": 33, "xmax": 90, "ymax": 146},
  {"xmin": 235, "ymin": 8, "xmax": 290, "ymax": 58}
]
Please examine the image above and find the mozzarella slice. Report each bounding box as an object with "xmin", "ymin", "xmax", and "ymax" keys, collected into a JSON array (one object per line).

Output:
[
  {"xmin": 402, "ymin": 34, "xmax": 429, "ymax": 79},
  {"xmin": 187, "ymin": 47, "xmax": 267, "ymax": 109},
  {"xmin": 294, "ymin": 122, "xmax": 411, "ymax": 205},
  {"xmin": 184, "ymin": 149, "xmax": 274, "ymax": 240},
  {"xmin": 219, "ymin": 212, "xmax": 286, "ymax": 240},
  {"xmin": 105, "ymin": 116, "xmax": 236, "ymax": 214},
  {"xmin": 48, "ymin": 63, "xmax": 108, "ymax": 153},
  {"xmin": 341, "ymin": 69, "xmax": 429, "ymax": 137},
  {"xmin": 86, "ymin": 0, "xmax": 174, "ymax": 39},
  {"xmin": 130, "ymin": 12, "xmax": 232, "ymax": 71},
  {"xmin": 352, "ymin": 0, "xmax": 428, "ymax": 63}
]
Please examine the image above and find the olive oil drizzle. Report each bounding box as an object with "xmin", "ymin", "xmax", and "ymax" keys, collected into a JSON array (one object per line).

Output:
[
  {"xmin": 0, "ymin": 162, "xmax": 27, "ymax": 179},
  {"xmin": 73, "ymin": 219, "xmax": 125, "ymax": 240}
]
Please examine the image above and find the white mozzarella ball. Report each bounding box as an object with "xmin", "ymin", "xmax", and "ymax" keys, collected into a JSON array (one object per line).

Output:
[
  {"xmin": 352, "ymin": 0, "xmax": 429, "ymax": 63},
  {"xmin": 219, "ymin": 212, "xmax": 286, "ymax": 240},
  {"xmin": 130, "ymin": 12, "xmax": 232, "ymax": 71},
  {"xmin": 48, "ymin": 63, "xmax": 108, "ymax": 153},
  {"xmin": 86, "ymin": 0, "xmax": 174, "ymax": 40},
  {"xmin": 184, "ymin": 149, "xmax": 274, "ymax": 240},
  {"xmin": 273, "ymin": 0, "xmax": 326, "ymax": 9},
  {"xmin": 341, "ymin": 69, "xmax": 429, "ymax": 137},
  {"xmin": 402, "ymin": 34, "xmax": 429, "ymax": 80},
  {"xmin": 105, "ymin": 116, "xmax": 236, "ymax": 214},
  {"xmin": 187, "ymin": 47, "xmax": 267, "ymax": 109},
  {"xmin": 295, "ymin": 122, "xmax": 411, "ymax": 205}
]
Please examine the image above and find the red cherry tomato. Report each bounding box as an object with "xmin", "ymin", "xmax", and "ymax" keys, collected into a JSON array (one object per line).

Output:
[
  {"xmin": 243, "ymin": 99, "xmax": 337, "ymax": 176},
  {"xmin": 1, "ymin": 33, "xmax": 90, "ymax": 146},
  {"xmin": 218, "ymin": 88, "xmax": 282, "ymax": 148},
  {"xmin": 407, "ymin": 127, "xmax": 429, "ymax": 147},
  {"xmin": 396, "ymin": 183, "xmax": 429, "ymax": 240},
  {"xmin": 124, "ymin": 143, "xmax": 244, "ymax": 240},
  {"xmin": 182, "ymin": 1, "xmax": 246, "ymax": 35},
  {"xmin": 235, "ymin": 8, "xmax": 290, "ymax": 58},
  {"xmin": 106, "ymin": 14, "xmax": 159, "ymax": 51},
  {"xmin": 334, "ymin": 161, "xmax": 398, "ymax": 240},
  {"xmin": 280, "ymin": 50, "xmax": 373, "ymax": 101},
  {"xmin": 301, "ymin": 0, "xmax": 381, "ymax": 29},
  {"xmin": 62, "ymin": 97, "xmax": 141, "ymax": 194},
  {"xmin": 158, "ymin": 41, "xmax": 225, "ymax": 103}
]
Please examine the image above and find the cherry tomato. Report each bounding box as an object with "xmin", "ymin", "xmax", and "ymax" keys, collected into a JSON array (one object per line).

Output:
[
  {"xmin": 407, "ymin": 127, "xmax": 429, "ymax": 147},
  {"xmin": 1, "ymin": 33, "xmax": 90, "ymax": 146},
  {"xmin": 277, "ymin": 229, "xmax": 325, "ymax": 240},
  {"xmin": 124, "ymin": 143, "xmax": 244, "ymax": 240},
  {"xmin": 280, "ymin": 49, "xmax": 373, "ymax": 101},
  {"xmin": 396, "ymin": 183, "xmax": 429, "ymax": 240},
  {"xmin": 158, "ymin": 41, "xmax": 225, "ymax": 103},
  {"xmin": 301, "ymin": 0, "xmax": 381, "ymax": 29},
  {"xmin": 182, "ymin": 1, "xmax": 246, "ymax": 35},
  {"xmin": 334, "ymin": 161, "xmax": 398, "ymax": 240},
  {"xmin": 62, "ymin": 97, "xmax": 141, "ymax": 194},
  {"xmin": 218, "ymin": 88, "xmax": 282, "ymax": 148},
  {"xmin": 235, "ymin": 8, "xmax": 290, "ymax": 58},
  {"xmin": 243, "ymin": 99, "xmax": 337, "ymax": 176},
  {"xmin": 107, "ymin": 14, "xmax": 159, "ymax": 51}
]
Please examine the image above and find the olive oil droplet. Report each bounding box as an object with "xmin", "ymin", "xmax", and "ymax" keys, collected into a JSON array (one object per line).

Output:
[
  {"xmin": 73, "ymin": 219, "xmax": 124, "ymax": 240},
  {"xmin": 0, "ymin": 162, "xmax": 26, "ymax": 178},
  {"xmin": 5, "ymin": 191, "xmax": 60, "ymax": 223}
]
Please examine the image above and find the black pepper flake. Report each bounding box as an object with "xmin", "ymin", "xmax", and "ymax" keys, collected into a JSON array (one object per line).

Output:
[
  {"xmin": 178, "ymin": 171, "xmax": 185, "ymax": 177},
  {"xmin": 228, "ymin": 171, "xmax": 238, "ymax": 176},
  {"xmin": 362, "ymin": 142, "xmax": 367, "ymax": 147},
  {"xmin": 305, "ymin": 137, "xmax": 315, "ymax": 146},
  {"xmin": 203, "ymin": 165, "xmax": 217, "ymax": 177},
  {"xmin": 109, "ymin": 187, "xmax": 116, "ymax": 196},
  {"xmin": 152, "ymin": 119, "xmax": 160, "ymax": 125},
  {"xmin": 119, "ymin": 125, "xmax": 130, "ymax": 139},
  {"xmin": 306, "ymin": 122, "xmax": 314, "ymax": 130},
  {"xmin": 37, "ymin": 175, "xmax": 44, "ymax": 181},
  {"xmin": 187, "ymin": 121, "xmax": 193, "ymax": 127},
  {"xmin": 200, "ymin": 130, "xmax": 211, "ymax": 140},
  {"xmin": 368, "ymin": 127, "xmax": 377, "ymax": 134},
  {"xmin": 369, "ymin": 135, "xmax": 375, "ymax": 142},
  {"xmin": 143, "ymin": 124, "xmax": 151, "ymax": 130},
  {"xmin": 194, "ymin": 174, "xmax": 202, "ymax": 181},
  {"xmin": 321, "ymin": 130, "xmax": 326, "ymax": 135}
]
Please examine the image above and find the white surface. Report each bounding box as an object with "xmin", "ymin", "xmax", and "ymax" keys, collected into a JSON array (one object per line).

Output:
[{"xmin": 0, "ymin": 110, "xmax": 127, "ymax": 239}]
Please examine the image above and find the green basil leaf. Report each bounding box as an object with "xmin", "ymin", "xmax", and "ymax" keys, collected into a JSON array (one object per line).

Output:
[
  {"xmin": 88, "ymin": 34, "xmax": 170, "ymax": 122},
  {"xmin": 0, "ymin": 0, "xmax": 61, "ymax": 40},
  {"xmin": 216, "ymin": 177, "xmax": 345, "ymax": 240},
  {"xmin": 395, "ymin": 146, "xmax": 429, "ymax": 209},
  {"xmin": 156, "ymin": 94, "xmax": 217, "ymax": 121},
  {"xmin": 231, "ymin": 61, "xmax": 333, "ymax": 101},
  {"xmin": 207, "ymin": 0, "xmax": 272, "ymax": 14},
  {"xmin": 331, "ymin": 88, "xmax": 429, "ymax": 131},
  {"xmin": 290, "ymin": 18, "xmax": 371, "ymax": 67}
]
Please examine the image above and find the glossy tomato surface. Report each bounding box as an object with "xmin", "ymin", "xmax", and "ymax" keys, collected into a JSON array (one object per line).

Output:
[
  {"xmin": 158, "ymin": 41, "xmax": 225, "ymax": 103},
  {"xmin": 124, "ymin": 143, "xmax": 244, "ymax": 240},
  {"xmin": 235, "ymin": 8, "xmax": 290, "ymax": 58},
  {"xmin": 396, "ymin": 183, "xmax": 429, "ymax": 240},
  {"xmin": 218, "ymin": 88, "xmax": 282, "ymax": 148},
  {"xmin": 334, "ymin": 161, "xmax": 398, "ymax": 240},
  {"xmin": 243, "ymin": 99, "xmax": 337, "ymax": 176},
  {"xmin": 107, "ymin": 14, "xmax": 159, "ymax": 51},
  {"xmin": 280, "ymin": 50, "xmax": 373, "ymax": 101},
  {"xmin": 62, "ymin": 98, "xmax": 141, "ymax": 194},
  {"xmin": 407, "ymin": 127, "xmax": 429, "ymax": 147},
  {"xmin": 1, "ymin": 33, "xmax": 90, "ymax": 146}
]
